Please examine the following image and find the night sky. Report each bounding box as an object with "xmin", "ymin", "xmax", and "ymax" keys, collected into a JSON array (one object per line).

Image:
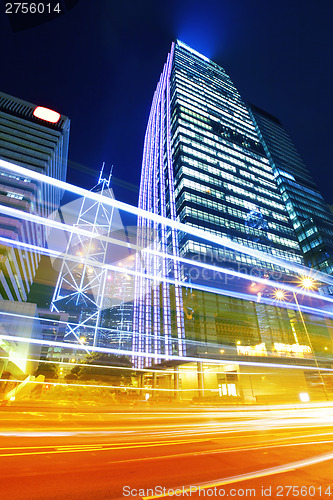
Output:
[{"xmin": 1, "ymin": 0, "xmax": 332, "ymax": 207}]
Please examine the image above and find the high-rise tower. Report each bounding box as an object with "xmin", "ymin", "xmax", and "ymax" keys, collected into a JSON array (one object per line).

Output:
[
  {"xmin": 249, "ymin": 104, "xmax": 333, "ymax": 275},
  {"xmin": 0, "ymin": 92, "xmax": 70, "ymax": 301},
  {"xmin": 134, "ymin": 41, "xmax": 333, "ymax": 368}
]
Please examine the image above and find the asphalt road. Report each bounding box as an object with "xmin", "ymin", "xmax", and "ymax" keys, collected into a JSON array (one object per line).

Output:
[{"xmin": 1, "ymin": 404, "xmax": 333, "ymax": 499}]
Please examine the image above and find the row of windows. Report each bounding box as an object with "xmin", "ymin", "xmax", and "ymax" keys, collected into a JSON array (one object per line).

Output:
[
  {"xmin": 174, "ymin": 72, "xmax": 239, "ymax": 121},
  {"xmin": 173, "ymin": 113, "xmax": 211, "ymax": 134},
  {"xmin": 0, "ymin": 124, "xmax": 57, "ymax": 153},
  {"xmin": 177, "ymin": 125, "xmax": 262, "ymax": 181},
  {"xmin": 223, "ymin": 182, "xmax": 285, "ymax": 211},
  {"xmin": 181, "ymin": 240, "xmax": 297, "ymax": 275},
  {"xmin": 302, "ymin": 238, "xmax": 324, "ymax": 252},
  {"xmin": 175, "ymin": 177, "xmax": 223, "ymax": 200},
  {"xmin": 174, "ymin": 80, "xmax": 257, "ymax": 138},
  {"xmin": 179, "ymin": 159, "xmax": 281, "ymax": 204},
  {"xmin": 177, "ymin": 190, "xmax": 294, "ymax": 237},
  {"xmin": 180, "ymin": 206, "xmax": 298, "ymax": 250},
  {"xmin": 176, "ymin": 103, "xmax": 271, "ymax": 167},
  {"xmin": 181, "ymin": 239, "xmax": 269, "ymax": 269},
  {"xmin": 180, "ymin": 143, "xmax": 274, "ymax": 183},
  {"xmin": 175, "ymin": 104, "xmax": 264, "ymax": 168},
  {"xmin": 175, "ymin": 59, "xmax": 233, "ymax": 96},
  {"xmin": 179, "ymin": 122, "xmax": 270, "ymax": 171},
  {"xmin": 175, "ymin": 177, "xmax": 289, "ymax": 220},
  {"xmin": 183, "ymin": 224, "xmax": 302, "ymax": 264},
  {"xmin": 0, "ymin": 135, "xmax": 53, "ymax": 162},
  {"xmin": 239, "ymin": 168, "xmax": 276, "ymax": 191},
  {"xmin": 282, "ymin": 186, "xmax": 326, "ymax": 210},
  {"xmin": 282, "ymin": 178, "xmax": 326, "ymax": 204},
  {"xmin": 274, "ymin": 168, "xmax": 295, "ymax": 181},
  {"xmin": 175, "ymin": 56, "xmax": 238, "ymax": 102},
  {"xmin": 175, "ymin": 115, "xmax": 257, "ymax": 162},
  {"xmin": 176, "ymin": 97, "xmax": 264, "ymax": 161},
  {"xmin": 0, "ymin": 111, "xmax": 60, "ymax": 139},
  {"xmin": 285, "ymin": 195, "xmax": 332, "ymax": 222},
  {"xmin": 266, "ymin": 137, "xmax": 306, "ymax": 167},
  {"xmin": 6, "ymin": 191, "xmax": 24, "ymax": 200},
  {"xmin": 0, "ymin": 171, "xmax": 31, "ymax": 183},
  {"xmin": 181, "ymin": 148, "xmax": 236, "ymax": 174}
]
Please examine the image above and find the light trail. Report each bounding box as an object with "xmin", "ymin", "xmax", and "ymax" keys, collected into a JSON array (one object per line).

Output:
[
  {"xmin": 0, "ymin": 378, "xmax": 193, "ymax": 392},
  {"xmin": 2, "ymin": 204, "xmax": 332, "ymax": 306},
  {"xmin": 0, "ymin": 437, "xmax": 208, "ymax": 458},
  {"xmin": 0, "ymin": 332, "xmax": 332, "ymax": 372},
  {"xmin": 2, "ymin": 354, "xmax": 326, "ymax": 376},
  {"xmin": 1, "ymin": 234, "xmax": 333, "ymax": 320},
  {"xmin": 1, "ymin": 158, "xmax": 333, "ymax": 285},
  {"xmin": 143, "ymin": 450, "xmax": 333, "ymax": 499},
  {"xmin": 1, "ymin": 438, "xmax": 332, "ymax": 463},
  {"xmin": 105, "ymin": 439, "xmax": 333, "ymax": 466}
]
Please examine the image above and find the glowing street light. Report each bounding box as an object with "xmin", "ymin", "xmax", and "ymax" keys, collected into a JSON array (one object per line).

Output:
[
  {"xmin": 272, "ymin": 280, "xmax": 328, "ymax": 399},
  {"xmin": 273, "ymin": 289, "xmax": 288, "ymax": 301},
  {"xmin": 294, "ymin": 278, "xmax": 329, "ymax": 400},
  {"xmin": 298, "ymin": 276, "xmax": 316, "ymax": 290}
]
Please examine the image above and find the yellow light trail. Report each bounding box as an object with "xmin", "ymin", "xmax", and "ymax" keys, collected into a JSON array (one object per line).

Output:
[
  {"xmin": 104, "ymin": 437, "xmax": 333, "ymax": 466},
  {"xmin": 1, "ymin": 431, "xmax": 333, "ymax": 463},
  {"xmin": 0, "ymin": 437, "xmax": 208, "ymax": 458},
  {"xmin": 143, "ymin": 450, "xmax": 333, "ymax": 499}
]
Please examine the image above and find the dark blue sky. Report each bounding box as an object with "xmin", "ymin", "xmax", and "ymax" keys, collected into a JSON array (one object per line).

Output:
[{"xmin": 1, "ymin": 0, "xmax": 332, "ymax": 206}]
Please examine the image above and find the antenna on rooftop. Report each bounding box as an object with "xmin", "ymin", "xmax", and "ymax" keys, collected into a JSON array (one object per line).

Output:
[{"xmin": 98, "ymin": 162, "xmax": 113, "ymax": 188}]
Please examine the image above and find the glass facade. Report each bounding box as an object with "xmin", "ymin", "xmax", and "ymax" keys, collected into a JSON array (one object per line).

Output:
[
  {"xmin": 0, "ymin": 92, "xmax": 70, "ymax": 301},
  {"xmin": 170, "ymin": 42, "xmax": 303, "ymax": 269},
  {"xmin": 133, "ymin": 41, "xmax": 333, "ymax": 372},
  {"xmin": 250, "ymin": 104, "xmax": 333, "ymax": 275}
]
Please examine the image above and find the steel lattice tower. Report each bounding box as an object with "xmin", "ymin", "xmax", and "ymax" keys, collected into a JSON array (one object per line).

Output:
[{"xmin": 51, "ymin": 164, "xmax": 114, "ymax": 347}]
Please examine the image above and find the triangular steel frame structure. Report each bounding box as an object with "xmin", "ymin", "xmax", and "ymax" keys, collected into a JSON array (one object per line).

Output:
[{"xmin": 51, "ymin": 164, "xmax": 114, "ymax": 347}]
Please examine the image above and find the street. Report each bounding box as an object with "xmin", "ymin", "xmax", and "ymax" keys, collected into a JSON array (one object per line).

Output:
[{"xmin": 0, "ymin": 404, "xmax": 333, "ymax": 499}]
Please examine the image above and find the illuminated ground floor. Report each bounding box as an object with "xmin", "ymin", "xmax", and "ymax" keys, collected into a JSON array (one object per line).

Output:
[{"xmin": 141, "ymin": 359, "xmax": 332, "ymax": 404}]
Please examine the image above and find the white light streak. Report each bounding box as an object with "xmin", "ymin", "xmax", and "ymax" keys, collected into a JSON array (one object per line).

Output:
[
  {"xmin": 1, "ymin": 235, "xmax": 332, "ymax": 320},
  {"xmin": 1, "ymin": 158, "xmax": 333, "ymax": 286},
  {"xmin": 0, "ymin": 332, "xmax": 332, "ymax": 372}
]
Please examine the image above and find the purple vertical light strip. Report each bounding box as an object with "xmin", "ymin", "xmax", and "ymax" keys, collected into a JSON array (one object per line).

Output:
[
  {"xmin": 140, "ymin": 63, "xmax": 171, "ymax": 365},
  {"xmin": 144, "ymin": 82, "xmax": 158, "ymax": 367},
  {"xmin": 133, "ymin": 88, "xmax": 158, "ymax": 367},
  {"xmin": 152, "ymin": 68, "xmax": 172, "ymax": 363},
  {"xmin": 133, "ymin": 133, "xmax": 147, "ymax": 365},
  {"xmin": 165, "ymin": 42, "xmax": 186, "ymax": 356},
  {"xmin": 134, "ymin": 42, "xmax": 187, "ymax": 367},
  {"xmin": 152, "ymin": 99, "xmax": 161, "ymax": 363},
  {"xmin": 143, "ymin": 76, "xmax": 163, "ymax": 367},
  {"xmin": 143, "ymin": 101, "xmax": 155, "ymax": 367},
  {"xmin": 158, "ymin": 61, "xmax": 173, "ymax": 359}
]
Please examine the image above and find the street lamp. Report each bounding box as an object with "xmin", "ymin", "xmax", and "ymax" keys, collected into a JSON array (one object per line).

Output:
[
  {"xmin": 294, "ymin": 279, "xmax": 329, "ymax": 399},
  {"xmin": 275, "ymin": 278, "xmax": 329, "ymax": 400},
  {"xmin": 272, "ymin": 289, "xmax": 288, "ymax": 301},
  {"xmin": 298, "ymin": 275, "xmax": 316, "ymax": 291}
]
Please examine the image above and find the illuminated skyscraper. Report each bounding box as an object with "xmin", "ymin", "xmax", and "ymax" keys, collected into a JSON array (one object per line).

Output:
[
  {"xmin": 249, "ymin": 104, "xmax": 333, "ymax": 275},
  {"xmin": 133, "ymin": 41, "xmax": 333, "ymax": 369},
  {"xmin": 0, "ymin": 91, "xmax": 70, "ymax": 301}
]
